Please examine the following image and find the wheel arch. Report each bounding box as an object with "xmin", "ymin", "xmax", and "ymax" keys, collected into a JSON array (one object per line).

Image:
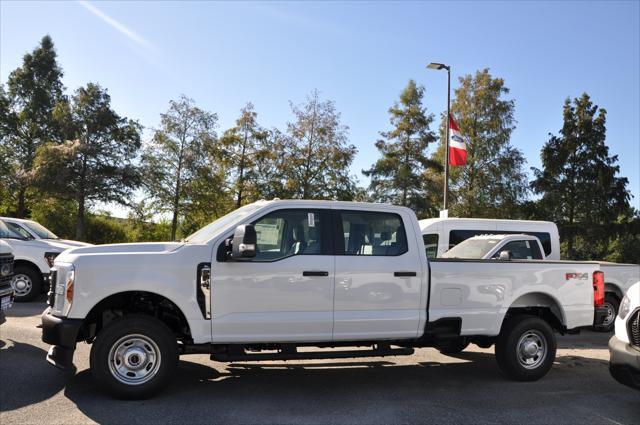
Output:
[
  {"xmin": 604, "ymin": 283, "xmax": 623, "ymax": 301},
  {"xmin": 504, "ymin": 292, "xmax": 565, "ymax": 333},
  {"xmin": 81, "ymin": 290, "xmax": 193, "ymax": 343}
]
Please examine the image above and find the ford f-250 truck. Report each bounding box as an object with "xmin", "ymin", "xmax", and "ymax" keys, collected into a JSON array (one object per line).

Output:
[{"xmin": 41, "ymin": 200, "xmax": 608, "ymax": 398}]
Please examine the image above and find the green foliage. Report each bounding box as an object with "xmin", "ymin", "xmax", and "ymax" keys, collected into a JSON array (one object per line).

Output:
[
  {"xmin": 31, "ymin": 83, "xmax": 142, "ymax": 241},
  {"xmin": 140, "ymin": 95, "xmax": 225, "ymax": 240},
  {"xmin": 531, "ymin": 93, "xmax": 631, "ymax": 258},
  {"xmin": 221, "ymin": 103, "xmax": 269, "ymax": 208},
  {"xmin": 1, "ymin": 36, "xmax": 66, "ymax": 217},
  {"xmin": 364, "ymin": 80, "xmax": 440, "ymax": 217},
  {"xmin": 429, "ymin": 69, "xmax": 528, "ymax": 219},
  {"xmin": 282, "ymin": 90, "xmax": 357, "ymax": 200}
]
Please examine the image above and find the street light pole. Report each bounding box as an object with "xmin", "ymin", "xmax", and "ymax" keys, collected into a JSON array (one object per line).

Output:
[{"xmin": 427, "ymin": 62, "xmax": 451, "ymax": 212}]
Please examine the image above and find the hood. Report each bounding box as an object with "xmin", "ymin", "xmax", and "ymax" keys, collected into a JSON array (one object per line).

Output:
[
  {"xmin": 0, "ymin": 240, "xmax": 11, "ymax": 254},
  {"xmin": 6, "ymin": 238, "xmax": 68, "ymax": 252},
  {"xmin": 56, "ymin": 242, "xmax": 184, "ymax": 262},
  {"xmin": 53, "ymin": 239, "xmax": 93, "ymax": 248}
]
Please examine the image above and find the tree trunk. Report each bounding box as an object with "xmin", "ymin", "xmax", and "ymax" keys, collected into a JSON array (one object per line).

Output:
[
  {"xmin": 171, "ymin": 173, "xmax": 181, "ymax": 241},
  {"xmin": 16, "ymin": 188, "xmax": 26, "ymax": 218},
  {"xmin": 236, "ymin": 130, "xmax": 248, "ymax": 209},
  {"xmin": 76, "ymin": 197, "xmax": 85, "ymax": 241}
]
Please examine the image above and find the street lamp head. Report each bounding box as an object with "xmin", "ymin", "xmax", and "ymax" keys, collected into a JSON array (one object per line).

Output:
[{"xmin": 427, "ymin": 62, "xmax": 448, "ymax": 70}]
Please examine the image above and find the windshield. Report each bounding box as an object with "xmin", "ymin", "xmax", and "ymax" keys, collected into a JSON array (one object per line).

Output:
[
  {"xmin": 23, "ymin": 220, "xmax": 59, "ymax": 239},
  {"xmin": 441, "ymin": 238, "xmax": 501, "ymax": 259},
  {"xmin": 0, "ymin": 220, "xmax": 27, "ymax": 240},
  {"xmin": 184, "ymin": 203, "xmax": 265, "ymax": 244}
]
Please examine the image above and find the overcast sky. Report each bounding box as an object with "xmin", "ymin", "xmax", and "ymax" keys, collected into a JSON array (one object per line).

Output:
[{"xmin": 2, "ymin": 1, "xmax": 639, "ymax": 216}]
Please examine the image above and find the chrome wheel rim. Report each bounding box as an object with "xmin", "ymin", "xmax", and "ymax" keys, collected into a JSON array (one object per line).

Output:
[
  {"xmin": 108, "ymin": 334, "xmax": 161, "ymax": 385},
  {"xmin": 12, "ymin": 274, "xmax": 32, "ymax": 297},
  {"xmin": 516, "ymin": 330, "xmax": 547, "ymax": 370},
  {"xmin": 602, "ymin": 301, "xmax": 615, "ymax": 327}
]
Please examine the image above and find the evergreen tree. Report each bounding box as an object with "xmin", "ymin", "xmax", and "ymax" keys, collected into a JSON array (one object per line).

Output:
[
  {"xmin": 1, "ymin": 36, "xmax": 66, "ymax": 216},
  {"xmin": 531, "ymin": 93, "xmax": 630, "ymax": 258},
  {"xmin": 363, "ymin": 80, "xmax": 440, "ymax": 217},
  {"xmin": 32, "ymin": 83, "xmax": 142, "ymax": 240},
  {"xmin": 428, "ymin": 69, "xmax": 528, "ymax": 218}
]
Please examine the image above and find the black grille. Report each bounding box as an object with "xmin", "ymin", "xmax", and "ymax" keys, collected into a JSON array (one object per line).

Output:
[
  {"xmin": 47, "ymin": 269, "xmax": 58, "ymax": 307},
  {"xmin": 629, "ymin": 309, "xmax": 640, "ymax": 349},
  {"xmin": 0, "ymin": 254, "xmax": 14, "ymax": 288}
]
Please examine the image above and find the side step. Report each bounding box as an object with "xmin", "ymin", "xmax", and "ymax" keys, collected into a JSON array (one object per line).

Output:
[{"xmin": 210, "ymin": 345, "xmax": 414, "ymax": 362}]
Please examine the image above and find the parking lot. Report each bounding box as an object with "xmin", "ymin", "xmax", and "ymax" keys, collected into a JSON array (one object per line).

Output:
[{"xmin": 1, "ymin": 300, "xmax": 638, "ymax": 425}]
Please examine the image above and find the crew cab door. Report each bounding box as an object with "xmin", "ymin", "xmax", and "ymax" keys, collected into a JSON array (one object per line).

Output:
[
  {"xmin": 210, "ymin": 208, "xmax": 334, "ymax": 343},
  {"xmin": 333, "ymin": 209, "xmax": 424, "ymax": 340}
]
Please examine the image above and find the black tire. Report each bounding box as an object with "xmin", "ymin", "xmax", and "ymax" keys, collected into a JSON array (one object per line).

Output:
[
  {"xmin": 437, "ymin": 338, "xmax": 470, "ymax": 355},
  {"xmin": 593, "ymin": 294, "xmax": 619, "ymax": 333},
  {"xmin": 495, "ymin": 315, "xmax": 556, "ymax": 382},
  {"xmin": 12, "ymin": 265, "xmax": 43, "ymax": 302},
  {"xmin": 90, "ymin": 314, "xmax": 178, "ymax": 399}
]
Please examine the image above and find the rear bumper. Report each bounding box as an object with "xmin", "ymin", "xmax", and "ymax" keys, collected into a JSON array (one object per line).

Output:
[
  {"xmin": 608, "ymin": 335, "xmax": 640, "ymax": 390},
  {"xmin": 41, "ymin": 307, "xmax": 83, "ymax": 370}
]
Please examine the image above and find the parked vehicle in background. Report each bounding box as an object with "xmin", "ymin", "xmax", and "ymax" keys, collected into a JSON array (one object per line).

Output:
[
  {"xmin": 420, "ymin": 218, "xmax": 639, "ymax": 331},
  {"xmin": 419, "ymin": 218, "xmax": 560, "ymax": 260},
  {"xmin": 609, "ymin": 281, "xmax": 640, "ymax": 390},
  {"xmin": 0, "ymin": 219, "xmax": 74, "ymax": 302},
  {"xmin": 0, "ymin": 240, "xmax": 15, "ymax": 325},
  {"xmin": 441, "ymin": 234, "xmax": 545, "ymax": 260},
  {"xmin": 41, "ymin": 199, "xmax": 607, "ymax": 398},
  {"xmin": 1, "ymin": 217, "xmax": 90, "ymax": 248}
]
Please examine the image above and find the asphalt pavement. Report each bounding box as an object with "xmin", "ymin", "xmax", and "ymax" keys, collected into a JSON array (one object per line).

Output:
[{"xmin": 1, "ymin": 300, "xmax": 638, "ymax": 425}]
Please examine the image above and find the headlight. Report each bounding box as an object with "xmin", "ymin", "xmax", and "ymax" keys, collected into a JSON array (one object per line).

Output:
[
  {"xmin": 618, "ymin": 294, "xmax": 631, "ymax": 320},
  {"xmin": 44, "ymin": 252, "xmax": 60, "ymax": 268},
  {"xmin": 52, "ymin": 264, "xmax": 74, "ymax": 315},
  {"xmin": 0, "ymin": 262, "xmax": 11, "ymax": 277}
]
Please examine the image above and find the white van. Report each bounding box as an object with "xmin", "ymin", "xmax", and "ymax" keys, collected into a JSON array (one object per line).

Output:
[{"xmin": 419, "ymin": 218, "xmax": 561, "ymax": 260}]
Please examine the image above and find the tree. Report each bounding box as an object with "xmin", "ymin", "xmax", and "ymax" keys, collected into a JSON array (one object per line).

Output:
[
  {"xmin": 32, "ymin": 83, "xmax": 142, "ymax": 240},
  {"xmin": 141, "ymin": 95, "xmax": 222, "ymax": 240},
  {"xmin": 1, "ymin": 36, "xmax": 66, "ymax": 217},
  {"xmin": 363, "ymin": 80, "xmax": 440, "ymax": 217},
  {"xmin": 283, "ymin": 90, "xmax": 357, "ymax": 200},
  {"xmin": 531, "ymin": 93, "xmax": 630, "ymax": 258},
  {"xmin": 427, "ymin": 69, "xmax": 528, "ymax": 218},
  {"xmin": 221, "ymin": 103, "xmax": 267, "ymax": 208}
]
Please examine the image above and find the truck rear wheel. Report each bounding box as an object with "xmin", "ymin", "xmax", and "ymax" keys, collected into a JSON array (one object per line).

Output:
[
  {"xmin": 593, "ymin": 294, "xmax": 618, "ymax": 333},
  {"xmin": 495, "ymin": 315, "xmax": 556, "ymax": 381},
  {"xmin": 90, "ymin": 315, "xmax": 178, "ymax": 399}
]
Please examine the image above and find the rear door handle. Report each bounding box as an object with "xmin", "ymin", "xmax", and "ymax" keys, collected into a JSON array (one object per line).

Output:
[
  {"xmin": 303, "ymin": 271, "xmax": 329, "ymax": 277},
  {"xmin": 394, "ymin": 271, "xmax": 417, "ymax": 277}
]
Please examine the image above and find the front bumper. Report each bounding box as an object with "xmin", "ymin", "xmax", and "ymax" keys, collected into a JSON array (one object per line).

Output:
[
  {"xmin": 41, "ymin": 307, "xmax": 83, "ymax": 370},
  {"xmin": 609, "ymin": 335, "xmax": 640, "ymax": 390},
  {"xmin": 0, "ymin": 285, "xmax": 15, "ymax": 325}
]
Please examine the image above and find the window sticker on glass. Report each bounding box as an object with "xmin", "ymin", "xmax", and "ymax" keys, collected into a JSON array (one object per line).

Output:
[{"xmin": 308, "ymin": 213, "xmax": 315, "ymax": 227}]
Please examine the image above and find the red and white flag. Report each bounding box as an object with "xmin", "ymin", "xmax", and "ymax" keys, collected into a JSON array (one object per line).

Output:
[{"xmin": 448, "ymin": 114, "xmax": 467, "ymax": 166}]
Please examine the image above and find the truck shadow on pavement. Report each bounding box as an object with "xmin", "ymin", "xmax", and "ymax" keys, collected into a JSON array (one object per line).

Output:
[
  {"xmin": 59, "ymin": 351, "xmax": 639, "ymax": 425},
  {"xmin": 0, "ymin": 340, "xmax": 73, "ymax": 412}
]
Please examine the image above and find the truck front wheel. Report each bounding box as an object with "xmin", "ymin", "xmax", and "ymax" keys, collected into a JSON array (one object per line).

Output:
[
  {"xmin": 90, "ymin": 315, "xmax": 178, "ymax": 399},
  {"xmin": 495, "ymin": 316, "xmax": 556, "ymax": 381}
]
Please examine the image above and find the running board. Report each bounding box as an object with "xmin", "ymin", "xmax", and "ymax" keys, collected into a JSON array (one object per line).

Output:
[{"xmin": 210, "ymin": 346, "xmax": 414, "ymax": 362}]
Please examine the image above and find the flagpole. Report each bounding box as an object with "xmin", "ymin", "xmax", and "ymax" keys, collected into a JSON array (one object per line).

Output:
[
  {"xmin": 427, "ymin": 62, "xmax": 452, "ymax": 213},
  {"xmin": 444, "ymin": 66, "xmax": 451, "ymax": 211}
]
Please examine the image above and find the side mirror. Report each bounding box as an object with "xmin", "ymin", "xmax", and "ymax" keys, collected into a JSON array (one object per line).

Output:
[
  {"xmin": 498, "ymin": 250, "xmax": 512, "ymax": 261},
  {"xmin": 231, "ymin": 224, "xmax": 257, "ymax": 259}
]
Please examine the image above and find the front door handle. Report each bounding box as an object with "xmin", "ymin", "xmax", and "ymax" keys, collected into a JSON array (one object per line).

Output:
[
  {"xmin": 394, "ymin": 271, "xmax": 417, "ymax": 277},
  {"xmin": 303, "ymin": 271, "xmax": 329, "ymax": 277}
]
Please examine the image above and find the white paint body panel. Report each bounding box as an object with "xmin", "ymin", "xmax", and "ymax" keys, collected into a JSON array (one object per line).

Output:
[
  {"xmin": 614, "ymin": 282, "xmax": 640, "ymax": 344},
  {"xmin": 52, "ymin": 200, "xmax": 599, "ymax": 346},
  {"xmin": 599, "ymin": 263, "xmax": 640, "ymax": 297}
]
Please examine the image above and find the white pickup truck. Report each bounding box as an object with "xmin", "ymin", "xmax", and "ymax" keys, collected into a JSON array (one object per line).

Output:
[
  {"xmin": 0, "ymin": 240, "xmax": 15, "ymax": 325},
  {"xmin": 420, "ymin": 219, "xmax": 640, "ymax": 332},
  {"xmin": 41, "ymin": 200, "xmax": 608, "ymax": 399},
  {"xmin": 442, "ymin": 233, "xmax": 640, "ymax": 331},
  {"xmin": 0, "ymin": 218, "xmax": 91, "ymax": 301}
]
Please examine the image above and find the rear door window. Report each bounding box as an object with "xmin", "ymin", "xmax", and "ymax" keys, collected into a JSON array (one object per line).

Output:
[
  {"xmin": 423, "ymin": 233, "xmax": 439, "ymax": 258},
  {"xmin": 339, "ymin": 211, "xmax": 408, "ymax": 256}
]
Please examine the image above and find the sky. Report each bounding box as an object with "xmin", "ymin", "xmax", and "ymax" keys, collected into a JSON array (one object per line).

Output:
[{"xmin": 1, "ymin": 0, "xmax": 639, "ymax": 217}]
